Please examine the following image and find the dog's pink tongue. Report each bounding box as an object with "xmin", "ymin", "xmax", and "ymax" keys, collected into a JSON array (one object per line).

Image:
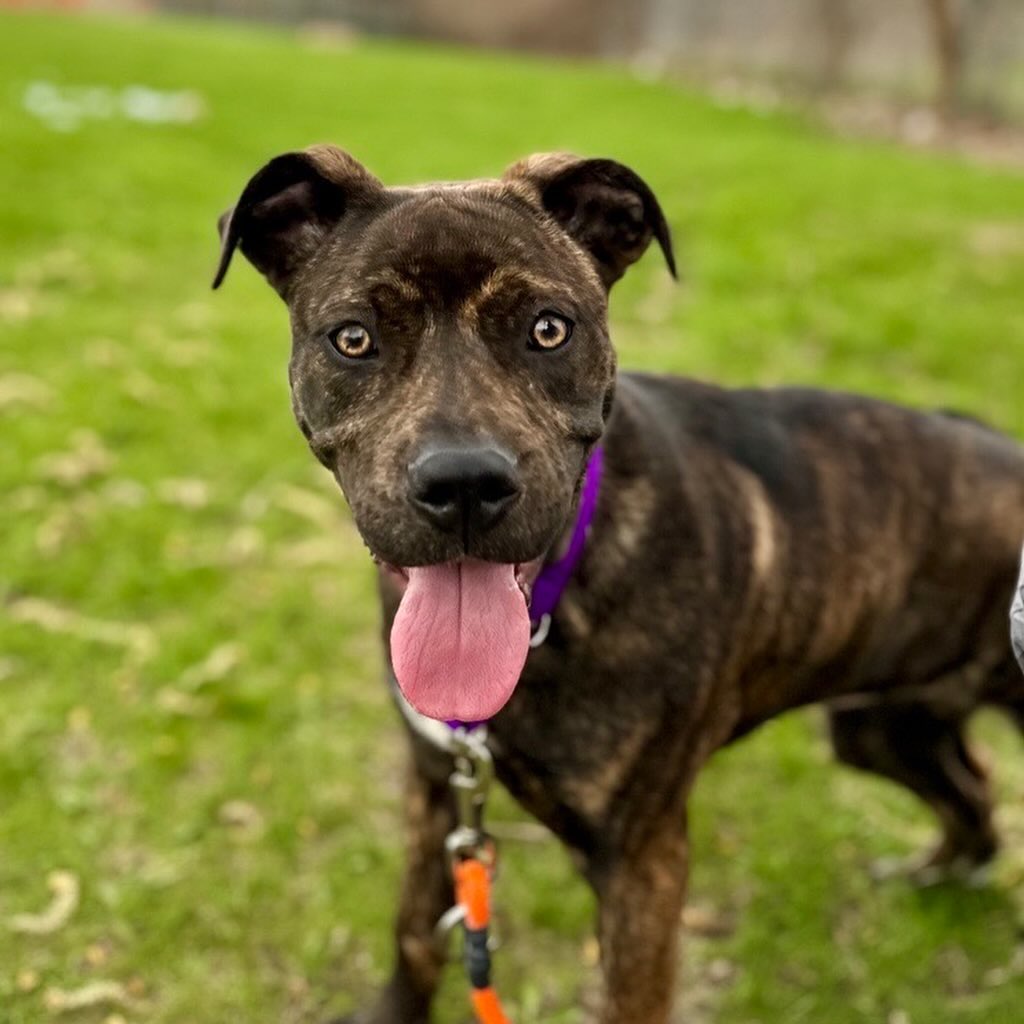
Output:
[{"xmin": 391, "ymin": 561, "xmax": 531, "ymax": 722}]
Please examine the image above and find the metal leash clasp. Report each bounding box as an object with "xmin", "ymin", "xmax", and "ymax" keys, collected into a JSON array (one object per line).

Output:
[
  {"xmin": 434, "ymin": 725, "xmax": 498, "ymax": 951},
  {"xmin": 529, "ymin": 613, "xmax": 551, "ymax": 649},
  {"xmin": 446, "ymin": 726, "xmax": 495, "ymax": 860}
]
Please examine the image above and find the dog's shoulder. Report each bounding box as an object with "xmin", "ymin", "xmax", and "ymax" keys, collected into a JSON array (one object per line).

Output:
[{"xmin": 613, "ymin": 373, "xmax": 831, "ymax": 494}]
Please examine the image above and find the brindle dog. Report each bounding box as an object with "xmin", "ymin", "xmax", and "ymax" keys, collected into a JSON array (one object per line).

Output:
[{"xmin": 214, "ymin": 146, "xmax": 1024, "ymax": 1023}]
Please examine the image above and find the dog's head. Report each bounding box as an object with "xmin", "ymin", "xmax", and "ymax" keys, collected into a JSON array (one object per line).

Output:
[{"xmin": 214, "ymin": 146, "xmax": 674, "ymax": 720}]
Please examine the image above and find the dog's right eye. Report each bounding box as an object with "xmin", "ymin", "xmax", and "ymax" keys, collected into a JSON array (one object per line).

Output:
[
  {"xmin": 529, "ymin": 312, "xmax": 573, "ymax": 352},
  {"xmin": 329, "ymin": 323, "xmax": 377, "ymax": 360}
]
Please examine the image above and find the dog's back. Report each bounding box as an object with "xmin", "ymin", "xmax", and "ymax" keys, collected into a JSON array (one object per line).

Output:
[{"xmin": 611, "ymin": 372, "xmax": 1024, "ymax": 728}]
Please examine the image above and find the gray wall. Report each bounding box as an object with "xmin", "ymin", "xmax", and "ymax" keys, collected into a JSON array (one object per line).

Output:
[{"xmin": 635, "ymin": 0, "xmax": 1024, "ymax": 118}]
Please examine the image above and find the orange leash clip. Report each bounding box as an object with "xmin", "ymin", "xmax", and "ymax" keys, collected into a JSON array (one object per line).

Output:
[{"xmin": 435, "ymin": 726, "xmax": 513, "ymax": 1024}]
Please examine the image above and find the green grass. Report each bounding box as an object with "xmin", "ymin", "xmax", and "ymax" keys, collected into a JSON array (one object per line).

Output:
[{"xmin": 2, "ymin": 11, "xmax": 1023, "ymax": 1023}]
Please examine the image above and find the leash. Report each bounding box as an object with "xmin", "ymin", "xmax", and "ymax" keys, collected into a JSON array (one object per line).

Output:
[
  {"xmin": 433, "ymin": 725, "xmax": 510, "ymax": 1024},
  {"xmin": 421, "ymin": 447, "xmax": 604, "ymax": 1024}
]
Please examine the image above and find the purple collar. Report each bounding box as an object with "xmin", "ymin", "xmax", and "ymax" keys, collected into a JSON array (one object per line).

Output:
[
  {"xmin": 528, "ymin": 444, "xmax": 604, "ymax": 638},
  {"xmin": 444, "ymin": 445, "xmax": 604, "ymax": 732}
]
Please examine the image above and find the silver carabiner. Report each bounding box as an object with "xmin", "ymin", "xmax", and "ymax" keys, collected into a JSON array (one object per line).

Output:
[{"xmin": 448, "ymin": 727, "xmax": 493, "ymax": 835}]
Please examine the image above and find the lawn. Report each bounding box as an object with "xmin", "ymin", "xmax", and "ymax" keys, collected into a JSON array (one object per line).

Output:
[{"xmin": 1, "ymin": 11, "xmax": 1023, "ymax": 1024}]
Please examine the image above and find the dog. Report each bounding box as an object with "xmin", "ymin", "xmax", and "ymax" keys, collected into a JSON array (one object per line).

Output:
[{"xmin": 213, "ymin": 146, "xmax": 1024, "ymax": 1023}]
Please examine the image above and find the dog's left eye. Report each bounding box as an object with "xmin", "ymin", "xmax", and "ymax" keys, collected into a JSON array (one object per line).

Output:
[
  {"xmin": 329, "ymin": 323, "xmax": 377, "ymax": 360},
  {"xmin": 529, "ymin": 313, "xmax": 573, "ymax": 351}
]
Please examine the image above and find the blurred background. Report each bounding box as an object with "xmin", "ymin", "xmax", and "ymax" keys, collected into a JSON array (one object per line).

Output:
[
  {"xmin": 1, "ymin": 2, "xmax": 1022, "ymax": 1023},
  {"xmin": 27, "ymin": 0, "xmax": 1024, "ymax": 139}
]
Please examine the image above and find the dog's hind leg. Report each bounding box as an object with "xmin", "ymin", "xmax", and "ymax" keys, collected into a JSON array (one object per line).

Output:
[
  {"xmin": 982, "ymin": 654, "xmax": 1024, "ymax": 733},
  {"xmin": 339, "ymin": 744, "xmax": 455, "ymax": 1024},
  {"xmin": 828, "ymin": 702, "xmax": 997, "ymax": 884}
]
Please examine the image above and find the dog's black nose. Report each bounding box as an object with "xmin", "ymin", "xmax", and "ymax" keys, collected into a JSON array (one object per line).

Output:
[{"xmin": 408, "ymin": 446, "xmax": 521, "ymax": 537}]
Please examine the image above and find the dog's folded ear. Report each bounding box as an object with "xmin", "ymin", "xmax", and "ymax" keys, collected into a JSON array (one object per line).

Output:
[
  {"xmin": 504, "ymin": 153, "xmax": 676, "ymax": 288},
  {"xmin": 212, "ymin": 145, "xmax": 383, "ymax": 297}
]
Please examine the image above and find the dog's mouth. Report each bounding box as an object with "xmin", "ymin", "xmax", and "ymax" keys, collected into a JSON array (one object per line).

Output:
[{"xmin": 375, "ymin": 556, "xmax": 542, "ymax": 722}]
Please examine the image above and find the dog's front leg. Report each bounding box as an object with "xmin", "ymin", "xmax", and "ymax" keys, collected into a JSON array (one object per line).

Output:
[
  {"xmin": 353, "ymin": 743, "xmax": 455, "ymax": 1024},
  {"xmin": 590, "ymin": 818, "xmax": 689, "ymax": 1024}
]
